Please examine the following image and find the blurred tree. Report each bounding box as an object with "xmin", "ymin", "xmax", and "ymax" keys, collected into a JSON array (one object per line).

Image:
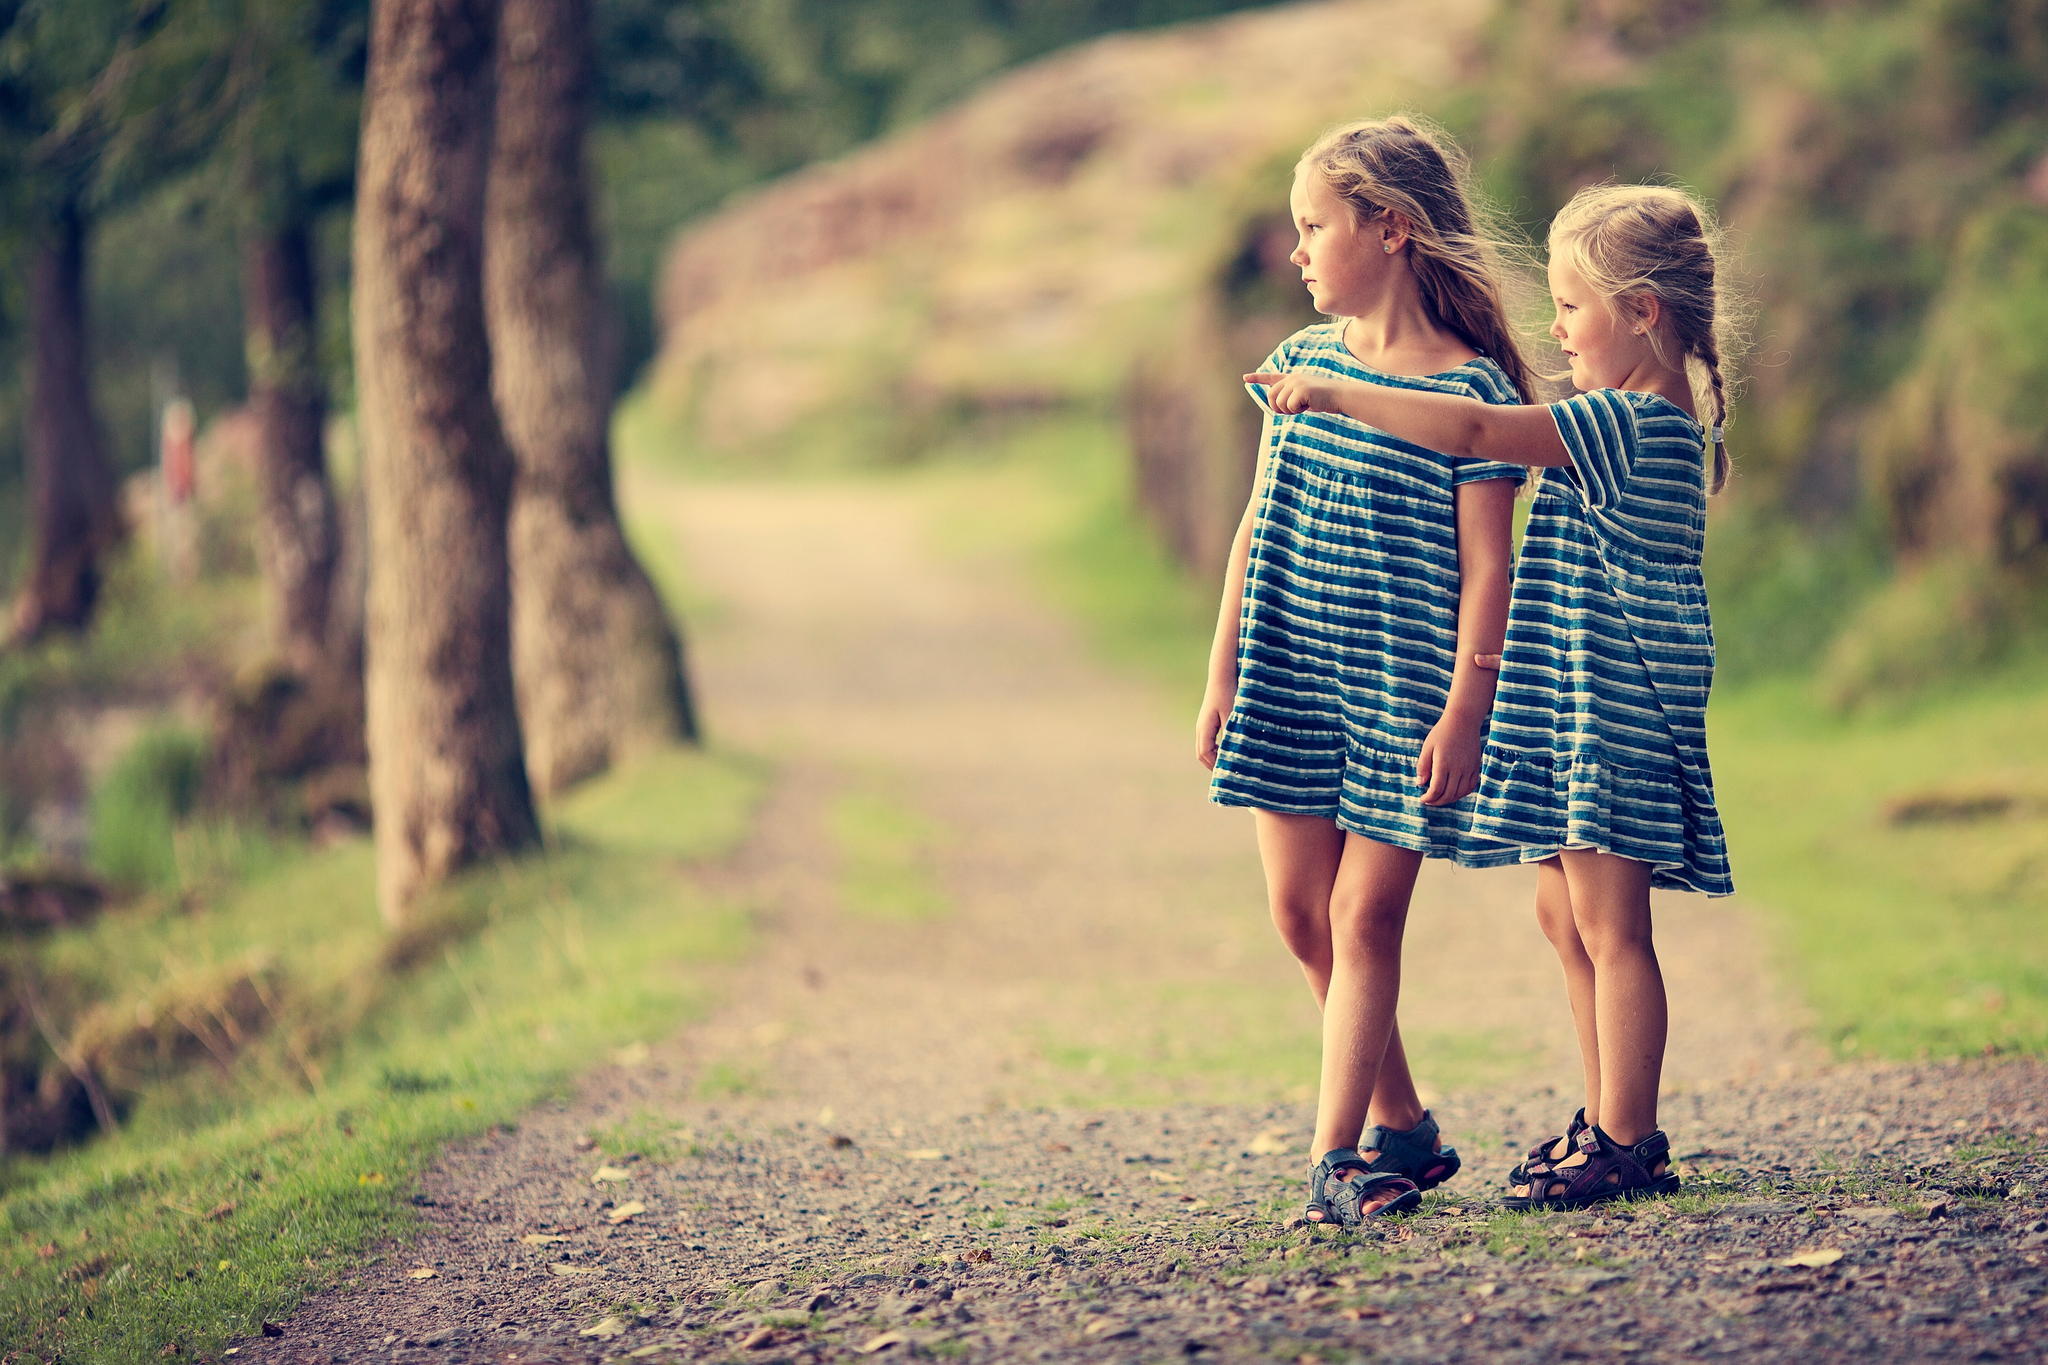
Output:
[
  {"xmin": 0, "ymin": 0, "xmax": 255, "ymax": 640},
  {"xmin": 488, "ymin": 0, "xmax": 699, "ymax": 799},
  {"xmin": 227, "ymin": 0, "xmax": 367, "ymax": 676},
  {"xmin": 0, "ymin": 0, "xmax": 166, "ymax": 643},
  {"xmin": 354, "ymin": 0, "xmax": 538, "ymax": 926}
]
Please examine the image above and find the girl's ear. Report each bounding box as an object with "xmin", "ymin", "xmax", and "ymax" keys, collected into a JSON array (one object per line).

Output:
[
  {"xmin": 1626, "ymin": 291, "xmax": 1662, "ymax": 334},
  {"xmin": 1381, "ymin": 210, "xmax": 1415, "ymax": 255}
]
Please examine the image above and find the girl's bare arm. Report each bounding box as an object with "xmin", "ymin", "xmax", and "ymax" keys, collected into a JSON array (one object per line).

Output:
[{"xmin": 1243, "ymin": 371, "xmax": 1573, "ymax": 468}]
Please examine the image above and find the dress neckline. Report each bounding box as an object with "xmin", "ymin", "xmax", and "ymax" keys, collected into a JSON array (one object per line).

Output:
[{"xmin": 1329, "ymin": 321, "xmax": 1488, "ymax": 382}]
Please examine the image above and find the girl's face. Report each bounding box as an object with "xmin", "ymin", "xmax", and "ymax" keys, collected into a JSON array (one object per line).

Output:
[
  {"xmin": 1547, "ymin": 252, "xmax": 1657, "ymax": 391},
  {"xmin": 1288, "ymin": 170, "xmax": 1399, "ymax": 317}
]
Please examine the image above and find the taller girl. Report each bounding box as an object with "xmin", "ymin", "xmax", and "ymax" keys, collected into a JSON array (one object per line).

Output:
[
  {"xmin": 1197, "ymin": 115, "xmax": 1537, "ymax": 1225},
  {"xmin": 1248, "ymin": 183, "xmax": 1740, "ymax": 1207}
]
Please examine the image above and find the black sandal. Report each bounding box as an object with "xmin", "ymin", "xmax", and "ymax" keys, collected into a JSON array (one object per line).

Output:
[
  {"xmin": 1501, "ymin": 1124, "xmax": 1681, "ymax": 1210},
  {"xmin": 1305, "ymin": 1148, "xmax": 1421, "ymax": 1226},
  {"xmin": 1507, "ymin": 1106, "xmax": 1588, "ymax": 1187},
  {"xmin": 1359, "ymin": 1110, "xmax": 1461, "ymax": 1190}
]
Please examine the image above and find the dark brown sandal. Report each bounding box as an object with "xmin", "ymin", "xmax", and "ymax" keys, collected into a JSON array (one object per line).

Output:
[
  {"xmin": 1306, "ymin": 1149, "xmax": 1421, "ymax": 1226},
  {"xmin": 1507, "ymin": 1106, "xmax": 1588, "ymax": 1186},
  {"xmin": 1501, "ymin": 1125, "xmax": 1680, "ymax": 1210}
]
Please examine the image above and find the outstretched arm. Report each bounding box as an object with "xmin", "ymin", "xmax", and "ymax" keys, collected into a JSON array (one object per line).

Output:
[{"xmin": 1244, "ymin": 370, "xmax": 1573, "ymax": 468}]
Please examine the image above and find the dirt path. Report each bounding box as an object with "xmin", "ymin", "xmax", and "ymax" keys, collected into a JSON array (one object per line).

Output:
[{"xmin": 241, "ymin": 476, "xmax": 2047, "ymax": 1364}]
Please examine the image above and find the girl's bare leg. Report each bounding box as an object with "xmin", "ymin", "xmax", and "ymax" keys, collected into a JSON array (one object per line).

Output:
[
  {"xmin": 1557, "ymin": 847, "xmax": 1664, "ymax": 1144},
  {"xmin": 1252, "ymin": 813, "xmax": 1428, "ymax": 1134},
  {"xmin": 1312, "ymin": 834, "xmax": 1425, "ymax": 1210},
  {"xmin": 1534, "ymin": 856, "xmax": 1601, "ymax": 1145}
]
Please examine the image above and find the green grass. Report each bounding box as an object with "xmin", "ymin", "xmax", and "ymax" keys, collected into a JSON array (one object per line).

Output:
[
  {"xmin": 0, "ymin": 744, "xmax": 771, "ymax": 1364},
  {"xmin": 1712, "ymin": 668, "xmax": 2048, "ymax": 1057}
]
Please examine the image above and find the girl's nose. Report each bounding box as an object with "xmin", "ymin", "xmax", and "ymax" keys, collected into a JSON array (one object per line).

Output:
[{"xmin": 1290, "ymin": 245, "xmax": 1308, "ymax": 266}]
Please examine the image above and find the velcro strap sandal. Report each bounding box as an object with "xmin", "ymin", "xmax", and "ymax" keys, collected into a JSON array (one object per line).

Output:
[
  {"xmin": 1360, "ymin": 1110, "xmax": 1461, "ymax": 1190},
  {"xmin": 1306, "ymin": 1148, "xmax": 1421, "ymax": 1226}
]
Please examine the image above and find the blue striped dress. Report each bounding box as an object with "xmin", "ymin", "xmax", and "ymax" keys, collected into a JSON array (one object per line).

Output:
[
  {"xmin": 1209, "ymin": 321, "xmax": 1526, "ymax": 860},
  {"xmin": 1467, "ymin": 386, "xmax": 1734, "ymax": 895}
]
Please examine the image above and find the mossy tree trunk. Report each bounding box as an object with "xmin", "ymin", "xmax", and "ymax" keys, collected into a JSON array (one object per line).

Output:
[
  {"xmin": 485, "ymin": 0, "xmax": 699, "ymax": 798},
  {"xmin": 12, "ymin": 198, "xmax": 125, "ymax": 646},
  {"xmin": 353, "ymin": 0, "xmax": 540, "ymax": 927}
]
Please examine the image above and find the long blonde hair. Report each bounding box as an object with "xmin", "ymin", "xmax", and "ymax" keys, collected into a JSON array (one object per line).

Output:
[
  {"xmin": 1548, "ymin": 184, "xmax": 1741, "ymax": 492},
  {"xmin": 1297, "ymin": 114, "xmax": 1539, "ymax": 404}
]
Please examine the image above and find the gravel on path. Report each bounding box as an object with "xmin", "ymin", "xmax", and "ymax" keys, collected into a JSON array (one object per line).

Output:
[{"xmin": 234, "ymin": 478, "xmax": 2045, "ymax": 1364}]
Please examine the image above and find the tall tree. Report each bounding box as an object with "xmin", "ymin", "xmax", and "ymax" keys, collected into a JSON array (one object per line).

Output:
[
  {"xmin": 0, "ymin": 0, "xmax": 166, "ymax": 644},
  {"xmin": 243, "ymin": 166, "xmax": 342, "ymax": 675},
  {"xmin": 229, "ymin": 0, "xmax": 366, "ymax": 674},
  {"xmin": 15, "ymin": 194, "xmax": 123, "ymax": 643},
  {"xmin": 1, "ymin": 0, "xmax": 255, "ymax": 643},
  {"xmin": 354, "ymin": 0, "xmax": 538, "ymax": 926},
  {"xmin": 486, "ymin": 0, "xmax": 697, "ymax": 797}
]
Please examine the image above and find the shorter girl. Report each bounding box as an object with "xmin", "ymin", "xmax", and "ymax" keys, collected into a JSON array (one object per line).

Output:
[{"xmin": 1246, "ymin": 182, "xmax": 1739, "ymax": 1208}]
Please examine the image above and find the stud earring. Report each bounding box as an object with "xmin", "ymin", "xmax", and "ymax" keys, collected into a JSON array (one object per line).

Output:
[{"xmin": 1384, "ymin": 243, "xmax": 1394, "ymax": 253}]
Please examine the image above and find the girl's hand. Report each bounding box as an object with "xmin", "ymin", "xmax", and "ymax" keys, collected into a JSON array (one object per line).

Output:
[
  {"xmin": 1243, "ymin": 371, "xmax": 1349, "ymax": 416},
  {"xmin": 1416, "ymin": 710, "xmax": 1484, "ymax": 806},
  {"xmin": 1195, "ymin": 685, "xmax": 1235, "ymax": 770}
]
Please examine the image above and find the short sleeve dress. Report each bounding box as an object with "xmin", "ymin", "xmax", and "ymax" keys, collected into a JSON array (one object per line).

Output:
[
  {"xmin": 1466, "ymin": 387, "xmax": 1734, "ymax": 895},
  {"xmin": 1209, "ymin": 320, "xmax": 1527, "ymax": 861}
]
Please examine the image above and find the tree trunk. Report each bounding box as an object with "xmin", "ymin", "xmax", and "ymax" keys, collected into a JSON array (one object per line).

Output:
[
  {"xmin": 486, "ymin": 0, "xmax": 698, "ymax": 798},
  {"xmin": 243, "ymin": 186, "xmax": 344, "ymax": 676},
  {"xmin": 12, "ymin": 199, "xmax": 124, "ymax": 645},
  {"xmin": 353, "ymin": 0, "xmax": 539, "ymax": 927}
]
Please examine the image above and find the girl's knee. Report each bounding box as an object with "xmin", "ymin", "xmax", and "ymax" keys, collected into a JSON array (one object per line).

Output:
[
  {"xmin": 1267, "ymin": 896, "xmax": 1331, "ymax": 966},
  {"xmin": 1535, "ymin": 890, "xmax": 1579, "ymax": 947},
  {"xmin": 1576, "ymin": 916, "xmax": 1656, "ymax": 965},
  {"xmin": 1328, "ymin": 891, "xmax": 1408, "ymax": 954}
]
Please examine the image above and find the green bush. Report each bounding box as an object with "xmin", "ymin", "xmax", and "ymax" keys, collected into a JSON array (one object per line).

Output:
[{"xmin": 89, "ymin": 726, "xmax": 208, "ymax": 894}]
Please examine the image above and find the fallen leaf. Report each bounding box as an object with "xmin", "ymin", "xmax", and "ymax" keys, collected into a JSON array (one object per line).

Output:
[
  {"xmin": 1244, "ymin": 1128, "xmax": 1292, "ymax": 1156},
  {"xmin": 406, "ymin": 1267, "xmax": 436, "ymax": 1280},
  {"xmin": 1149, "ymin": 1170, "xmax": 1184, "ymax": 1184},
  {"xmin": 1340, "ymin": 1306, "xmax": 1385, "ymax": 1321},
  {"xmin": 606, "ymin": 1201, "xmax": 647, "ymax": 1225},
  {"xmin": 204, "ymin": 1201, "xmax": 235, "ymax": 1221},
  {"xmin": 519, "ymin": 1233, "xmax": 571, "ymax": 1246},
  {"xmin": 357, "ymin": 1172, "xmax": 385, "ymax": 1186},
  {"xmin": 1044, "ymin": 1141, "xmax": 1073, "ymax": 1154},
  {"xmin": 548, "ymin": 1262, "xmax": 601, "ymax": 1276},
  {"xmin": 1781, "ymin": 1248, "xmax": 1845, "ymax": 1268},
  {"xmin": 857, "ymin": 1331, "xmax": 908, "ymax": 1353},
  {"xmin": 591, "ymin": 1165, "xmax": 631, "ymax": 1184},
  {"xmin": 739, "ymin": 1326, "xmax": 780, "ymax": 1350},
  {"xmin": 902, "ymin": 1150, "xmax": 946, "ymax": 1161},
  {"xmin": 962, "ymin": 1247, "xmax": 993, "ymax": 1263},
  {"xmin": 580, "ymin": 1316, "xmax": 628, "ymax": 1340}
]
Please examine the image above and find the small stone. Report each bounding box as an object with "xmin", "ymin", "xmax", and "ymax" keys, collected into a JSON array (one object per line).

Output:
[
  {"xmin": 1083, "ymin": 1318, "xmax": 1137, "ymax": 1340},
  {"xmin": 1243, "ymin": 1276, "xmax": 1274, "ymax": 1296},
  {"xmin": 802, "ymin": 1290, "xmax": 835, "ymax": 1311}
]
